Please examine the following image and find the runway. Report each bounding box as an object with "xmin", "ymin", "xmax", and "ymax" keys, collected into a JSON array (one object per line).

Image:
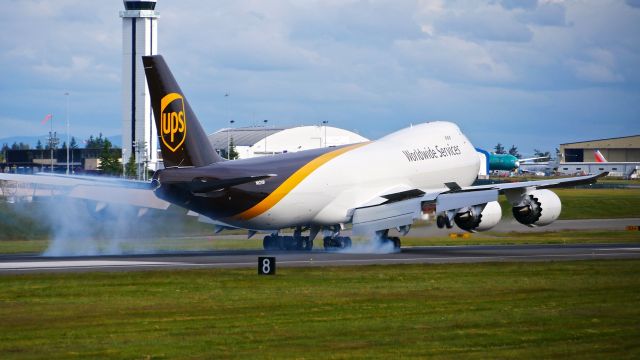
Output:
[{"xmin": 1, "ymin": 243, "xmax": 639, "ymax": 274}]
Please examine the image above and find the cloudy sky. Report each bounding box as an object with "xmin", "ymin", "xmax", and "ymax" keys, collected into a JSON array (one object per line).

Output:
[{"xmin": 1, "ymin": 0, "xmax": 639, "ymax": 154}]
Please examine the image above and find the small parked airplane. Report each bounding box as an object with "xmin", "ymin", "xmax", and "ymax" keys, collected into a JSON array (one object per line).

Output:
[
  {"xmin": 0, "ymin": 55, "xmax": 605, "ymax": 251},
  {"xmin": 487, "ymin": 153, "xmax": 550, "ymax": 172}
]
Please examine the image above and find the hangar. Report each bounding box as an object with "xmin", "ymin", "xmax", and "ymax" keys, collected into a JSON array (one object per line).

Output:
[
  {"xmin": 208, "ymin": 125, "xmax": 369, "ymax": 159},
  {"xmin": 560, "ymin": 135, "xmax": 640, "ymax": 163},
  {"xmin": 558, "ymin": 135, "xmax": 640, "ymax": 178}
]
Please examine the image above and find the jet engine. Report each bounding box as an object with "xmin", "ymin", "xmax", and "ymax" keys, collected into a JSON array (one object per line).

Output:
[
  {"xmin": 454, "ymin": 201, "xmax": 502, "ymax": 232},
  {"xmin": 512, "ymin": 189, "xmax": 561, "ymax": 227}
]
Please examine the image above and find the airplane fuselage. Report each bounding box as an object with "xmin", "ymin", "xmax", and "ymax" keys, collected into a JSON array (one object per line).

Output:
[{"xmin": 154, "ymin": 121, "xmax": 479, "ymax": 230}]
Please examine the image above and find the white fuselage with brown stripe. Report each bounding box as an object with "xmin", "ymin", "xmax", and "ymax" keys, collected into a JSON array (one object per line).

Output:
[{"xmin": 227, "ymin": 121, "xmax": 480, "ymax": 230}]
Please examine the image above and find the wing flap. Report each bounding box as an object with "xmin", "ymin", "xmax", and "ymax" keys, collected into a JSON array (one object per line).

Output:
[
  {"xmin": 435, "ymin": 189, "xmax": 498, "ymax": 213},
  {"xmin": 351, "ymin": 197, "xmax": 421, "ymax": 236}
]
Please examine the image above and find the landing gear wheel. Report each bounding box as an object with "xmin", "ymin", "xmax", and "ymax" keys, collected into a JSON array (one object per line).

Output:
[
  {"xmin": 283, "ymin": 236, "xmax": 298, "ymax": 251},
  {"xmin": 302, "ymin": 238, "xmax": 313, "ymax": 251},
  {"xmin": 437, "ymin": 215, "xmax": 454, "ymax": 229},
  {"xmin": 445, "ymin": 218, "xmax": 454, "ymax": 229},
  {"xmin": 323, "ymin": 236, "xmax": 352, "ymax": 251},
  {"xmin": 323, "ymin": 236, "xmax": 332, "ymax": 250},
  {"xmin": 390, "ymin": 236, "xmax": 401, "ymax": 250},
  {"xmin": 340, "ymin": 237, "xmax": 352, "ymax": 249},
  {"xmin": 263, "ymin": 235, "xmax": 278, "ymax": 250}
]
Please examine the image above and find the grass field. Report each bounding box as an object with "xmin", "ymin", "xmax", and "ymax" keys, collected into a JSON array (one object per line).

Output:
[{"xmin": 0, "ymin": 260, "xmax": 639, "ymax": 359}]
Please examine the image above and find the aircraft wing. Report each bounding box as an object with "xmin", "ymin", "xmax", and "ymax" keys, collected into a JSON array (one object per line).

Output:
[
  {"xmin": 350, "ymin": 172, "xmax": 606, "ymax": 235},
  {"xmin": 519, "ymin": 156, "xmax": 550, "ymax": 163},
  {"xmin": 0, "ymin": 173, "xmax": 170, "ymax": 210}
]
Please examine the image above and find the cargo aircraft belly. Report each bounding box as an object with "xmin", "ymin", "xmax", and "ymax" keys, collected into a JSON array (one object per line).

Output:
[{"xmin": 0, "ymin": 55, "xmax": 606, "ymax": 252}]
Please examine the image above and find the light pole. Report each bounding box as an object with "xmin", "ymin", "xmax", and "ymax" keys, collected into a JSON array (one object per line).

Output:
[
  {"xmin": 263, "ymin": 119, "xmax": 268, "ymax": 155},
  {"xmin": 132, "ymin": 141, "xmax": 137, "ymax": 180},
  {"xmin": 48, "ymin": 115, "xmax": 58, "ymax": 173},
  {"xmin": 227, "ymin": 119, "xmax": 235, "ymax": 159},
  {"xmin": 64, "ymin": 92, "xmax": 70, "ymax": 174},
  {"xmin": 322, "ymin": 120, "xmax": 328, "ymax": 147},
  {"xmin": 50, "ymin": 114, "xmax": 54, "ymax": 173}
]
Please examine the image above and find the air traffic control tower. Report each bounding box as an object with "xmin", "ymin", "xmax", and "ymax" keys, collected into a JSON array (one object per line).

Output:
[{"xmin": 120, "ymin": 0, "xmax": 159, "ymax": 173}]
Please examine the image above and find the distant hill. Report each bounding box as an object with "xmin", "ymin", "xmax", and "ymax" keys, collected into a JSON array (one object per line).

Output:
[{"xmin": 0, "ymin": 135, "xmax": 122, "ymax": 148}]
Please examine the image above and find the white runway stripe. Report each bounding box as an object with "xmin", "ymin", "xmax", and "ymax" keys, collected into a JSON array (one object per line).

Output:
[{"xmin": 0, "ymin": 260, "xmax": 176, "ymax": 270}]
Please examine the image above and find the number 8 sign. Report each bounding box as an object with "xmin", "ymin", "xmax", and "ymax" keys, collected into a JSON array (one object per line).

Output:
[{"xmin": 258, "ymin": 257, "xmax": 276, "ymax": 275}]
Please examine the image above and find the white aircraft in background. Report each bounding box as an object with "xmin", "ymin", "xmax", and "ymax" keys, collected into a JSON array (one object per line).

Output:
[{"xmin": 0, "ymin": 55, "xmax": 606, "ymax": 251}]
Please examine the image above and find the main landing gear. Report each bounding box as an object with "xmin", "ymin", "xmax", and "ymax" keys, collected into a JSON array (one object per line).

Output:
[
  {"xmin": 376, "ymin": 229, "xmax": 401, "ymax": 250},
  {"xmin": 322, "ymin": 236, "xmax": 352, "ymax": 251},
  {"xmin": 263, "ymin": 234, "xmax": 313, "ymax": 251},
  {"xmin": 262, "ymin": 226, "xmax": 354, "ymax": 251},
  {"xmin": 436, "ymin": 213, "xmax": 454, "ymax": 229}
]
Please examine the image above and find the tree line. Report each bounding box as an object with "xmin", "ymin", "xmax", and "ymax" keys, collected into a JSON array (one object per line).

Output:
[
  {"xmin": 493, "ymin": 143, "xmax": 558, "ymax": 161},
  {"xmin": 1, "ymin": 134, "xmax": 124, "ymax": 176}
]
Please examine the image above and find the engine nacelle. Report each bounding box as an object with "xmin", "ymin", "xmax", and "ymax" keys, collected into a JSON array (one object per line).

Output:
[
  {"xmin": 454, "ymin": 201, "xmax": 502, "ymax": 232},
  {"xmin": 512, "ymin": 189, "xmax": 561, "ymax": 227}
]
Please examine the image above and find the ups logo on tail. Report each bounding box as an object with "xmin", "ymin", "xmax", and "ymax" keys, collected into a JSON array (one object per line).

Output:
[{"xmin": 160, "ymin": 93, "xmax": 187, "ymax": 152}]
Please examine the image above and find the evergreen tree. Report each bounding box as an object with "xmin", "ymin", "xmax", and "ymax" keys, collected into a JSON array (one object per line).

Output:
[
  {"xmin": 228, "ymin": 137, "xmax": 239, "ymax": 160},
  {"xmin": 36, "ymin": 140, "xmax": 43, "ymax": 150},
  {"xmin": 494, "ymin": 143, "xmax": 506, "ymax": 154},
  {"xmin": 125, "ymin": 152, "xmax": 137, "ymax": 179},
  {"xmin": 11, "ymin": 142, "xmax": 30, "ymax": 150},
  {"xmin": 508, "ymin": 145, "xmax": 521, "ymax": 159},
  {"xmin": 97, "ymin": 139, "xmax": 122, "ymax": 176},
  {"xmin": 85, "ymin": 133, "xmax": 105, "ymax": 149},
  {"xmin": 70, "ymin": 137, "xmax": 78, "ymax": 149},
  {"xmin": 85, "ymin": 135, "xmax": 95, "ymax": 148},
  {"xmin": 533, "ymin": 149, "xmax": 551, "ymax": 162},
  {"xmin": 85, "ymin": 134, "xmax": 119, "ymax": 150},
  {"xmin": 0, "ymin": 143, "xmax": 7, "ymax": 162}
]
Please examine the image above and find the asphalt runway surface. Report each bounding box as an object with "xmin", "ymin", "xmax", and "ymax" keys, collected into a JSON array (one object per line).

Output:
[{"xmin": 1, "ymin": 243, "xmax": 639, "ymax": 274}]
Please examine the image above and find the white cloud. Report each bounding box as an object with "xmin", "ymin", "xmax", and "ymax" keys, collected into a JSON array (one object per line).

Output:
[
  {"xmin": 0, "ymin": 0, "xmax": 638, "ymax": 152},
  {"xmin": 518, "ymin": 2, "xmax": 567, "ymax": 27},
  {"xmin": 395, "ymin": 36, "xmax": 516, "ymax": 83},
  {"xmin": 567, "ymin": 48, "xmax": 624, "ymax": 83},
  {"xmin": 426, "ymin": 4, "xmax": 534, "ymax": 43}
]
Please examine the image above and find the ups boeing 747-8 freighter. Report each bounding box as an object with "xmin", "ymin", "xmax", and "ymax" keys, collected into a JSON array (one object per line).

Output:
[{"xmin": 0, "ymin": 55, "xmax": 605, "ymax": 252}]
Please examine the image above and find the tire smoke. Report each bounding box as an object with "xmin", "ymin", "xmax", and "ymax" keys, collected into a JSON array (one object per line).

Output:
[
  {"xmin": 337, "ymin": 232, "xmax": 399, "ymax": 254},
  {"xmin": 12, "ymin": 194, "xmax": 185, "ymax": 257}
]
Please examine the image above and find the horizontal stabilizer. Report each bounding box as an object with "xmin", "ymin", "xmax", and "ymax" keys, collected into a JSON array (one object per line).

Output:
[{"xmin": 190, "ymin": 174, "xmax": 277, "ymax": 194}]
